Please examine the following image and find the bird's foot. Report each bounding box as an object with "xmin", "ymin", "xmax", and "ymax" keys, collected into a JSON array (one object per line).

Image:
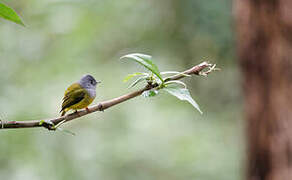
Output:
[
  {"xmin": 99, "ymin": 104, "xmax": 104, "ymax": 112},
  {"xmin": 74, "ymin": 110, "xmax": 81, "ymax": 117}
]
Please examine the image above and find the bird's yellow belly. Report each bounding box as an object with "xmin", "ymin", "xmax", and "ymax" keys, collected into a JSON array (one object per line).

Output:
[{"xmin": 69, "ymin": 94, "xmax": 94, "ymax": 110}]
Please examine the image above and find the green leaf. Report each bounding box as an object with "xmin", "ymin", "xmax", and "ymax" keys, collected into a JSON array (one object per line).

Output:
[
  {"xmin": 0, "ymin": 3, "xmax": 24, "ymax": 26},
  {"xmin": 123, "ymin": 72, "xmax": 146, "ymax": 82},
  {"xmin": 164, "ymin": 86, "xmax": 203, "ymax": 114},
  {"xmin": 39, "ymin": 120, "xmax": 45, "ymax": 125},
  {"xmin": 142, "ymin": 90, "xmax": 158, "ymax": 98},
  {"xmin": 120, "ymin": 53, "xmax": 163, "ymax": 82},
  {"xmin": 128, "ymin": 75, "xmax": 148, "ymax": 88}
]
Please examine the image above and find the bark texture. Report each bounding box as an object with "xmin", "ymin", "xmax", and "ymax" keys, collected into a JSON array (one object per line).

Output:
[{"xmin": 235, "ymin": 0, "xmax": 292, "ymax": 179}]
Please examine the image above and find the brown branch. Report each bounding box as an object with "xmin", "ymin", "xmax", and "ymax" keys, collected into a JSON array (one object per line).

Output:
[{"xmin": 0, "ymin": 61, "xmax": 216, "ymax": 130}]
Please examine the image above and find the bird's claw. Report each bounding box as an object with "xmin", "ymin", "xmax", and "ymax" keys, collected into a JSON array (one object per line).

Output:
[
  {"xmin": 73, "ymin": 110, "xmax": 81, "ymax": 117},
  {"xmin": 99, "ymin": 104, "xmax": 104, "ymax": 112}
]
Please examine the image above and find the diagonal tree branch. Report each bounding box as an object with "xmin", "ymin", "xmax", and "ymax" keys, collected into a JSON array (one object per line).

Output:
[{"xmin": 0, "ymin": 61, "xmax": 217, "ymax": 130}]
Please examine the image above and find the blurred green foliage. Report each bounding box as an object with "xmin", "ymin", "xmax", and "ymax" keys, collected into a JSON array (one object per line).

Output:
[{"xmin": 0, "ymin": 0, "xmax": 243, "ymax": 180}]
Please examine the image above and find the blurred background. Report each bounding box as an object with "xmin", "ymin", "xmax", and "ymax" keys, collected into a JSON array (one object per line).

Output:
[{"xmin": 0, "ymin": 0, "xmax": 243, "ymax": 179}]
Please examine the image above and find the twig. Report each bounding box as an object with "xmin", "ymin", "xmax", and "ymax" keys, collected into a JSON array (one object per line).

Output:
[{"xmin": 0, "ymin": 61, "xmax": 216, "ymax": 130}]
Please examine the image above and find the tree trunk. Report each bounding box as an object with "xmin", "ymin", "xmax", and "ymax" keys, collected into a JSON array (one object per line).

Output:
[{"xmin": 235, "ymin": 0, "xmax": 292, "ymax": 179}]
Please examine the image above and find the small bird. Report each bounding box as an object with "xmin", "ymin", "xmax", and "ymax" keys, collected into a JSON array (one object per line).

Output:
[{"xmin": 60, "ymin": 74, "xmax": 100, "ymax": 116}]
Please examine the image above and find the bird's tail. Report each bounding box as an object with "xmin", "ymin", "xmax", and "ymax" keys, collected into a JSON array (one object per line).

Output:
[{"xmin": 60, "ymin": 109, "xmax": 66, "ymax": 116}]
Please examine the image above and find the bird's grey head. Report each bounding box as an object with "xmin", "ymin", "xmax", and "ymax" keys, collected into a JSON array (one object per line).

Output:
[{"xmin": 78, "ymin": 74, "xmax": 100, "ymax": 90}]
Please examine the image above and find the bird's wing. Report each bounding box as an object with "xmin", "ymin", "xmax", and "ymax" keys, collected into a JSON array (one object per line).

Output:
[{"xmin": 61, "ymin": 83, "xmax": 86, "ymax": 112}]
